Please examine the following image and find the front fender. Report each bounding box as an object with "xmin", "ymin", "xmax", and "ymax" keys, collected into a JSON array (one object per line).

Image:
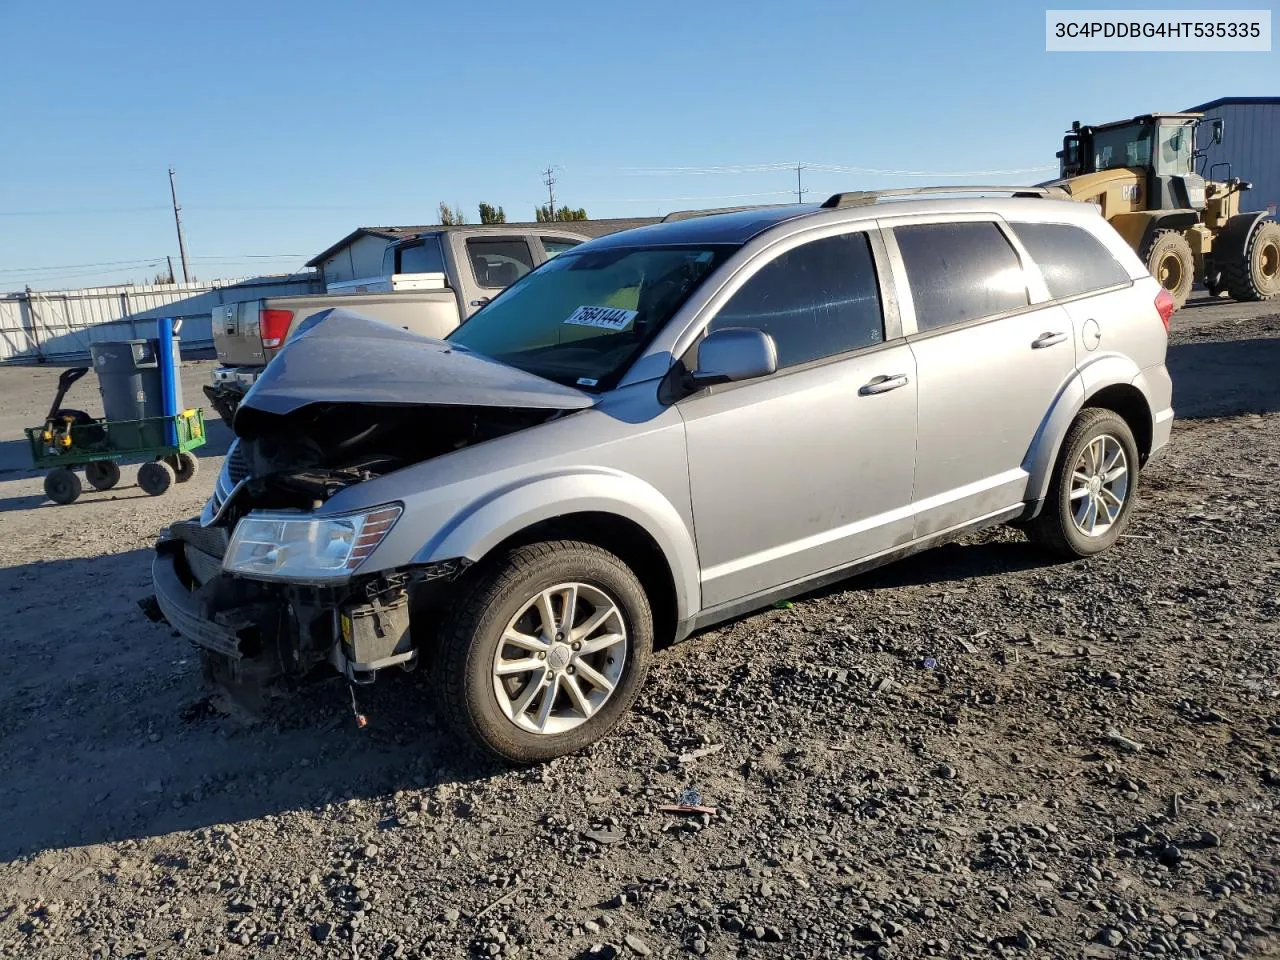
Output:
[
  {"xmin": 1023, "ymin": 354, "xmax": 1144, "ymax": 506},
  {"xmin": 413, "ymin": 468, "xmax": 701, "ymax": 622}
]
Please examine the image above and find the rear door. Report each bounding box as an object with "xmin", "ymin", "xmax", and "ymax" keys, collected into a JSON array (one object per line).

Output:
[
  {"xmin": 886, "ymin": 217, "xmax": 1079, "ymax": 537},
  {"xmin": 455, "ymin": 234, "xmax": 538, "ymax": 316}
]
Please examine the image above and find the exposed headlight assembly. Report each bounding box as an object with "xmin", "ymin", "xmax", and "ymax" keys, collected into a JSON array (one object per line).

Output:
[{"xmin": 223, "ymin": 504, "xmax": 402, "ymax": 582}]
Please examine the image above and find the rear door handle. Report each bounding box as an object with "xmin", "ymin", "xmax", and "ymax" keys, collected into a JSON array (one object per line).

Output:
[
  {"xmin": 1032, "ymin": 331, "xmax": 1069, "ymax": 349},
  {"xmin": 470, "ymin": 297, "xmax": 491, "ymax": 307},
  {"xmin": 859, "ymin": 374, "xmax": 910, "ymax": 396}
]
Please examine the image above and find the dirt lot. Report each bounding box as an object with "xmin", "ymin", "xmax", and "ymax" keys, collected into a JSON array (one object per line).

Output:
[{"xmin": 1, "ymin": 299, "xmax": 1278, "ymax": 960}]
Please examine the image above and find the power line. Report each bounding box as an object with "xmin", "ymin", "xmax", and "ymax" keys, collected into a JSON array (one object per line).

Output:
[{"xmin": 0, "ymin": 257, "xmax": 168, "ymax": 274}]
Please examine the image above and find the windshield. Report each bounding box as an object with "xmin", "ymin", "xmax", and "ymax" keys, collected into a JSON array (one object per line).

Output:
[
  {"xmin": 447, "ymin": 244, "xmax": 734, "ymax": 387},
  {"xmin": 1090, "ymin": 123, "xmax": 1152, "ymax": 172}
]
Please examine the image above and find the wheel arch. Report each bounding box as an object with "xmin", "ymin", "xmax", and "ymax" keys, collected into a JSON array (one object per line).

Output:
[
  {"xmin": 1024, "ymin": 358, "xmax": 1154, "ymax": 508},
  {"xmin": 411, "ymin": 470, "xmax": 699, "ymax": 646}
]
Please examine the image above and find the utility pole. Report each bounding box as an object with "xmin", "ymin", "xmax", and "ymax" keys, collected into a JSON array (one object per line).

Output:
[
  {"xmin": 794, "ymin": 162, "xmax": 807, "ymax": 203},
  {"xmin": 542, "ymin": 165, "xmax": 557, "ymax": 219},
  {"xmin": 166, "ymin": 255, "xmax": 176, "ymax": 284},
  {"xmin": 168, "ymin": 167, "xmax": 190, "ymax": 283}
]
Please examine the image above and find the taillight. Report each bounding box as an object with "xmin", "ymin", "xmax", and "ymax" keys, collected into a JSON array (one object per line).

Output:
[
  {"xmin": 1154, "ymin": 288, "xmax": 1174, "ymax": 331},
  {"xmin": 260, "ymin": 309, "xmax": 294, "ymax": 348}
]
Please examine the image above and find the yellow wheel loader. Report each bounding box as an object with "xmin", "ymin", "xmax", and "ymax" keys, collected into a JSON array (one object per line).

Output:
[{"xmin": 1045, "ymin": 112, "xmax": 1280, "ymax": 309}]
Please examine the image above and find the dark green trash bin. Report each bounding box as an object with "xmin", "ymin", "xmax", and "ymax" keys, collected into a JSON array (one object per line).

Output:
[{"xmin": 88, "ymin": 338, "xmax": 182, "ymax": 448}]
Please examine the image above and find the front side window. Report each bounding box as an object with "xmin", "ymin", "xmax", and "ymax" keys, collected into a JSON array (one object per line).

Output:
[
  {"xmin": 707, "ymin": 232, "xmax": 885, "ymax": 368},
  {"xmin": 894, "ymin": 222, "xmax": 1029, "ymax": 333},
  {"xmin": 1009, "ymin": 221, "xmax": 1131, "ymax": 300},
  {"xmin": 1156, "ymin": 124, "xmax": 1194, "ymax": 176},
  {"xmin": 448, "ymin": 245, "xmax": 733, "ymax": 387},
  {"xmin": 467, "ymin": 239, "xmax": 535, "ymax": 288},
  {"xmin": 542, "ymin": 237, "xmax": 583, "ymax": 259}
]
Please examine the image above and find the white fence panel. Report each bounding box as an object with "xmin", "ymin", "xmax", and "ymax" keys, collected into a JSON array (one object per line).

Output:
[{"xmin": 0, "ymin": 274, "xmax": 322, "ymax": 362}]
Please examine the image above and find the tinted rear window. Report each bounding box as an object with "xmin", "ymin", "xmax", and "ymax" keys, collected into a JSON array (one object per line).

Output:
[
  {"xmin": 1009, "ymin": 221, "xmax": 1131, "ymax": 299},
  {"xmin": 894, "ymin": 222, "xmax": 1029, "ymax": 333}
]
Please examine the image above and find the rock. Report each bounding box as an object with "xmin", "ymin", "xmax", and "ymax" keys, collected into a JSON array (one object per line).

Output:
[
  {"xmin": 623, "ymin": 932, "xmax": 651, "ymax": 955},
  {"xmin": 935, "ymin": 764, "xmax": 957, "ymax": 780},
  {"xmin": 1096, "ymin": 927, "xmax": 1125, "ymax": 947},
  {"xmin": 311, "ymin": 922, "xmax": 333, "ymax": 944},
  {"xmin": 585, "ymin": 945, "xmax": 619, "ymax": 959},
  {"xmin": 443, "ymin": 908, "xmax": 460, "ymax": 923},
  {"xmin": 361, "ymin": 844, "xmax": 379, "ymax": 859},
  {"xmin": 1199, "ymin": 830, "xmax": 1222, "ymax": 848},
  {"xmin": 584, "ymin": 920, "xmax": 601, "ymax": 934}
]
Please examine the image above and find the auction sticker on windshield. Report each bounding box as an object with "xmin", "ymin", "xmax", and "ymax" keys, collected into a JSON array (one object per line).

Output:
[{"xmin": 563, "ymin": 305, "xmax": 638, "ymax": 331}]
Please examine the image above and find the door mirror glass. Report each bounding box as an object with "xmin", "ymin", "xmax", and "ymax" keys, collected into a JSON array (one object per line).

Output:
[
  {"xmin": 1212, "ymin": 118, "xmax": 1224, "ymax": 145},
  {"xmin": 690, "ymin": 327, "xmax": 778, "ymax": 387}
]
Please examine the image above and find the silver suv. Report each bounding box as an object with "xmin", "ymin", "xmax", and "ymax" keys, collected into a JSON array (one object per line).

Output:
[{"xmin": 150, "ymin": 187, "xmax": 1174, "ymax": 762}]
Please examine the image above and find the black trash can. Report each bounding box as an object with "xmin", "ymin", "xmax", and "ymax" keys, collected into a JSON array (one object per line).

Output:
[{"xmin": 88, "ymin": 338, "xmax": 182, "ymax": 447}]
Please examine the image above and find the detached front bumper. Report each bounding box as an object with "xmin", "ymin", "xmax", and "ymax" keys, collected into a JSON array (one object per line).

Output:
[
  {"xmin": 152, "ymin": 547, "xmax": 242, "ymax": 659},
  {"xmin": 148, "ymin": 522, "xmax": 422, "ymax": 687}
]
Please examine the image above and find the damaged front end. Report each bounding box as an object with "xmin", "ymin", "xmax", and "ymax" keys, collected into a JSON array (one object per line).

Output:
[{"xmin": 143, "ymin": 310, "xmax": 594, "ymax": 702}]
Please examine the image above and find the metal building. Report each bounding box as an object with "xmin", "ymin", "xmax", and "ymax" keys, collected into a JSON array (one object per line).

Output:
[{"xmin": 1185, "ymin": 96, "xmax": 1280, "ymax": 215}]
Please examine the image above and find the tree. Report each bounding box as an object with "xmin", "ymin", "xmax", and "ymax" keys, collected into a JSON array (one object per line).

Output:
[
  {"xmin": 151, "ymin": 271, "xmax": 174, "ymax": 285},
  {"xmin": 535, "ymin": 204, "xmax": 589, "ymax": 222},
  {"xmin": 438, "ymin": 202, "xmax": 467, "ymax": 225},
  {"xmin": 478, "ymin": 202, "xmax": 506, "ymax": 224}
]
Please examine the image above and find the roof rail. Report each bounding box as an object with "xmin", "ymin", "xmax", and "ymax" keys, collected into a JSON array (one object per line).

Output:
[
  {"xmin": 661, "ymin": 203, "xmax": 790, "ymax": 223},
  {"xmin": 819, "ymin": 185, "xmax": 1069, "ymax": 209}
]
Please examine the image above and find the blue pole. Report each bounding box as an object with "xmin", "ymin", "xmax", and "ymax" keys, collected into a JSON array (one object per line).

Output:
[{"xmin": 157, "ymin": 317, "xmax": 178, "ymax": 447}]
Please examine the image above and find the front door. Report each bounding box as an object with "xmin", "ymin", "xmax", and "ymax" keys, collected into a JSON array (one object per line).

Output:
[{"xmin": 678, "ymin": 230, "xmax": 918, "ymax": 609}]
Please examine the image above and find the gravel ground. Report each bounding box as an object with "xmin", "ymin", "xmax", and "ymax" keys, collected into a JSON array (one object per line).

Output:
[{"xmin": 0, "ymin": 300, "xmax": 1277, "ymax": 960}]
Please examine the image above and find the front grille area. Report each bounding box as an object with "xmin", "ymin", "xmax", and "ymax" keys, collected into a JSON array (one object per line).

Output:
[{"xmin": 210, "ymin": 440, "xmax": 249, "ymax": 515}]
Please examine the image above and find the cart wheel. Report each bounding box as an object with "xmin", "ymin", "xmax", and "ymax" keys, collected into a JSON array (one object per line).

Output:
[
  {"xmin": 44, "ymin": 468, "xmax": 82, "ymax": 505},
  {"xmin": 137, "ymin": 460, "xmax": 175, "ymax": 497},
  {"xmin": 169, "ymin": 452, "xmax": 200, "ymax": 483},
  {"xmin": 85, "ymin": 460, "xmax": 121, "ymax": 491}
]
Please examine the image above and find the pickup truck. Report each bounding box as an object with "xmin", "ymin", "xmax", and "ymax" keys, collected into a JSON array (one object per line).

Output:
[{"xmin": 204, "ymin": 226, "xmax": 590, "ymax": 422}]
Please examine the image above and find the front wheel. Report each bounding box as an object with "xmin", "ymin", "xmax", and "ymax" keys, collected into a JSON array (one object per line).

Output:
[
  {"xmin": 1027, "ymin": 408, "xmax": 1140, "ymax": 559},
  {"xmin": 434, "ymin": 541, "xmax": 653, "ymax": 764}
]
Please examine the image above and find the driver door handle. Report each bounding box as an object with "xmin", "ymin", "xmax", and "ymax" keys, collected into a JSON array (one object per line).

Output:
[
  {"xmin": 859, "ymin": 374, "xmax": 910, "ymax": 396},
  {"xmin": 1032, "ymin": 331, "xmax": 1069, "ymax": 349}
]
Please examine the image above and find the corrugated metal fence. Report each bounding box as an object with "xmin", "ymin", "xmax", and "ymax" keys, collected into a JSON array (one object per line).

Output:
[{"xmin": 0, "ymin": 273, "xmax": 323, "ymax": 362}]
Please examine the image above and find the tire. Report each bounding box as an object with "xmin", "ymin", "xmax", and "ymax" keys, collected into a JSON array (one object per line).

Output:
[
  {"xmin": 1223, "ymin": 218, "xmax": 1280, "ymax": 302},
  {"xmin": 1027, "ymin": 408, "xmax": 1140, "ymax": 559},
  {"xmin": 171, "ymin": 452, "xmax": 200, "ymax": 483},
  {"xmin": 137, "ymin": 460, "xmax": 175, "ymax": 497},
  {"xmin": 1141, "ymin": 229, "xmax": 1195, "ymax": 310},
  {"xmin": 434, "ymin": 540, "xmax": 653, "ymax": 764},
  {"xmin": 84, "ymin": 460, "xmax": 121, "ymax": 491},
  {"xmin": 44, "ymin": 468, "xmax": 82, "ymax": 505}
]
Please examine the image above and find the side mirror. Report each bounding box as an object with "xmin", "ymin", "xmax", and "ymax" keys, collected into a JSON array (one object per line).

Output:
[{"xmin": 689, "ymin": 327, "xmax": 778, "ymax": 388}]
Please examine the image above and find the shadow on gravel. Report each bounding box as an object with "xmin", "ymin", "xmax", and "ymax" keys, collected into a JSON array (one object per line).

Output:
[
  {"xmin": 0, "ymin": 549, "xmax": 494, "ymax": 861},
  {"xmin": 1168, "ymin": 335, "xmax": 1280, "ymax": 418}
]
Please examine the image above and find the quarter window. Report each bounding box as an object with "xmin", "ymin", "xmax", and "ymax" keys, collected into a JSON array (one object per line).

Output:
[
  {"xmin": 1008, "ymin": 221, "xmax": 1131, "ymax": 300},
  {"xmin": 467, "ymin": 239, "xmax": 535, "ymax": 288},
  {"xmin": 707, "ymin": 233, "xmax": 885, "ymax": 368},
  {"xmin": 894, "ymin": 222, "xmax": 1029, "ymax": 332}
]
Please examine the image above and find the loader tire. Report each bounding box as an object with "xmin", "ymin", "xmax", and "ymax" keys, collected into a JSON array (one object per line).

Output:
[
  {"xmin": 1223, "ymin": 218, "xmax": 1280, "ymax": 302},
  {"xmin": 1141, "ymin": 229, "xmax": 1195, "ymax": 310}
]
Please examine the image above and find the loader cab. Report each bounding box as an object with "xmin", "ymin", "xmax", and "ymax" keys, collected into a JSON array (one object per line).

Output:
[{"xmin": 1060, "ymin": 113, "xmax": 1209, "ymax": 211}]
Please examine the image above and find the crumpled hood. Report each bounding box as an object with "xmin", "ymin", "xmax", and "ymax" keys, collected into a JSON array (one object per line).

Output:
[{"xmin": 237, "ymin": 308, "xmax": 596, "ymax": 418}]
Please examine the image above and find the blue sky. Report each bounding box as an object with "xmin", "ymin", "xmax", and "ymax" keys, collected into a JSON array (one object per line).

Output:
[{"xmin": 1, "ymin": 0, "xmax": 1275, "ymax": 289}]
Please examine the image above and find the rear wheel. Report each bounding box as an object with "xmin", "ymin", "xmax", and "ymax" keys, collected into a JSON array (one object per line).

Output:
[
  {"xmin": 137, "ymin": 460, "xmax": 175, "ymax": 496},
  {"xmin": 434, "ymin": 541, "xmax": 653, "ymax": 764},
  {"xmin": 84, "ymin": 460, "xmax": 121, "ymax": 491},
  {"xmin": 1224, "ymin": 218, "xmax": 1280, "ymax": 302},
  {"xmin": 1028, "ymin": 409, "xmax": 1140, "ymax": 559},
  {"xmin": 1141, "ymin": 229, "xmax": 1195, "ymax": 310},
  {"xmin": 44, "ymin": 468, "xmax": 82, "ymax": 505}
]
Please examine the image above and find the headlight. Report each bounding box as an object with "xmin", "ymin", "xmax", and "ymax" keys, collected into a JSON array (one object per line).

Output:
[{"xmin": 223, "ymin": 504, "xmax": 402, "ymax": 582}]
